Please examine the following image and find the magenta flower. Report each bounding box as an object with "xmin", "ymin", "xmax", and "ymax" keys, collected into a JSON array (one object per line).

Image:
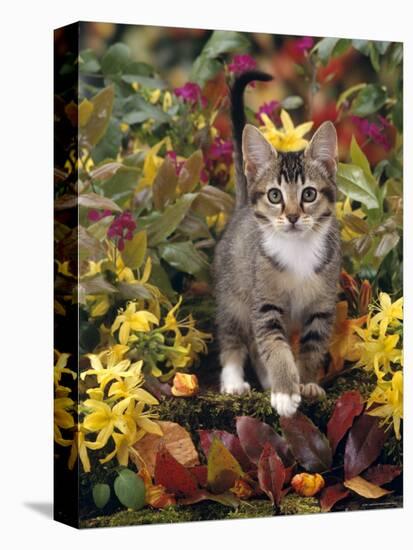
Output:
[
  {"xmin": 87, "ymin": 209, "xmax": 112, "ymax": 222},
  {"xmin": 174, "ymin": 82, "xmax": 207, "ymax": 107},
  {"xmin": 351, "ymin": 115, "xmax": 391, "ymax": 151},
  {"xmin": 292, "ymin": 36, "xmax": 314, "ymax": 54},
  {"xmin": 228, "ymin": 54, "xmax": 257, "ymax": 74},
  {"xmin": 255, "ymin": 100, "xmax": 281, "ymax": 124},
  {"xmin": 208, "ymin": 137, "xmax": 233, "ymax": 164},
  {"xmin": 107, "ymin": 211, "xmax": 137, "ymax": 251}
]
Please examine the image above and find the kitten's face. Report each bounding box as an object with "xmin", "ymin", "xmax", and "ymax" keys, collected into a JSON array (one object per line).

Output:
[{"xmin": 243, "ymin": 122, "xmax": 338, "ymax": 238}]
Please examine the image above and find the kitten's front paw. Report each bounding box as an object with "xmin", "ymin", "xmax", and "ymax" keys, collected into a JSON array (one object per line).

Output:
[
  {"xmin": 220, "ymin": 379, "xmax": 251, "ymax": 395},
  {"xmin": 300, "ymin": 383, "xmax": 326, "ymax": 400},
  {"xmin": 271, "ymin": 392, "xmax": 301, "ymax": 417}
]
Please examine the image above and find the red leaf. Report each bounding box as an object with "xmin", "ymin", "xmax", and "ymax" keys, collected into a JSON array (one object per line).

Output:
[
  {"xmin": 178, "ymin": 489, "xmax": 240, "ymax": 508},
  {"xmin": 344, "ymin": 414, "xmax": 388, "ymax": 480},
  {"xmin": 154, "ymin": 444, "xmax": 199, "ymax": 497},
  {"xmin": 257, "ymin": 442, "xmax": 286, "ymax": 506},
  {"xmin": 363, "ymin": 464, "xmax": 401, "ymax": 486},
  {"xmin": 319, "ymin": 483, "xmax": 350, "ymax": 512},
  {"xmin": 189, "ymin": 465, "xmax": 208, "ymax": 487},
  {"xmin": 327, "ymin": 390, "xmax": 364, "ymax": 454},
  {"xmin": 236, "ymin": 416, "xmax": 293, "ymax": 466},
  {"xmin": 198, "ymin": 429, "xmax": 252, "ymax": 471},
  {"xmin": 280, "ymin": 412, "xmax": 333, "ymax": 472}
]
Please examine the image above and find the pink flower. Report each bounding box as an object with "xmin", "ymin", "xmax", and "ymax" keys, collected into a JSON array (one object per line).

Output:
[
  {"xmin": 351, "ymin": 115, "xmax": 391, "ymax": 151},
  {"xmin": 292, "ymin": 36, "xmax": 314, "ymax": 54},
  {"xmin": 107, "ymin": 211, "xmax": 137, "ymax": 251},
  {"xmin": 255, "ymin": 100, "xmax": 280, "ymax": 124},
  {"xmin": 174, "ymin": 82, "xmax": 207, "ymax": 107},
  {"xmin": 207, "ymin": 137, "xmax": 233, "ymax": 164},
  {"xmin": 228, "ymin": 54, "xmax": 257, "ymax": 74},
  {"xmin": 87, "ymin": 209, "xmax": 112, "ymax": 222}
]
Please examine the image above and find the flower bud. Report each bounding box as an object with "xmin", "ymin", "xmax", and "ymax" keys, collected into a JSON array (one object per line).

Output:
[
  {"xmin": 358, "ymin": 279, "xmax": 372, "ymax": 315},
  {"xmin": 291, "ymin": 473, "xmax": 325, "ymax": 497},
  {"xmin": 339, "ymin": 270, "xmax": 359, "ymax": 311},
  {"xmin": 171, "ymin": 373, "xmax": 199, "ymax": 397}
]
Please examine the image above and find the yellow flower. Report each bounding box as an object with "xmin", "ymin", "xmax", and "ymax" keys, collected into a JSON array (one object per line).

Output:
[
  {"xmin": 149, "ymin": 89, "xmax": 161, "ymax": 104},
  {"xmin": 68, "ymin": 424, "xmax": 101, "ymax": 473},
  {"xmin": 367, "ymin": 371, "xmax": 403, "ymax": 439},
  {"xmin": 371, "ymin": 293, "xmax": 403, "ymax": 337},
  {"xmin": 120, "ymin": 122, "xmax": 129, "ymax": 133},
  {"xmin": 259, "ymin": 110, "xmax": 313, "ymax": 152},
  {"xmin": 136, "ymin": 137, "xmax": 172, "ymax": 191},
  {"xmin": 131, "ymin": 400, "xmax": 163, "ymax": 436},
  {"xmin": 111, "ymin": 301, "xmax": 159, "ymax": 344},
  {"xmin": 336, "ymin": 198, "xmax": 367, "ymax": 241},
  {"xmin": 83, "ymin": 398, "xmax": 136, "ymax": 448},
  {"xmin": 162, "ymin": 91, "xmax": 172, "ymax": 112},
  {"xmin": 81, "ymin": 346, "xmax": 133, "ymax": 390},
  {"xmin": 100, "ymin": 432, "xmax": 138, "ymax": 466},
  {"xmin": 108, "ymin": 361, "xmax": 159, "ymax": 404},
  {"xmin": 328, "ymin": 301, "xmax": 367, "ymax": 372},
  {"xmin": 355, "ymin": 330, "xmax": 402, "ymax": 375},
  {"xmin": 54, "ymin": 397, "xmax": 75, "ymax": 446},
  {"xmin": 54, "ymin": 351, "xmax": 76, "ymax": 388},
  {"xmin": 87, "ymin": 294, "xmax": 111, "ymax": 318}
]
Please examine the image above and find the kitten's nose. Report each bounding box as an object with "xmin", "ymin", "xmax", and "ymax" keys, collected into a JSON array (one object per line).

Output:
[{"xmin": 287, "ymin": 214, "xmax": 299, "ymax": 225}]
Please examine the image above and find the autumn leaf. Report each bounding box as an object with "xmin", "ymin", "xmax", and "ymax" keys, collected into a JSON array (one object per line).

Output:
[
  {"xmin": 179, "ymin": 489, "xmax": 240, "ymax": 508},
  {"xmin": 319, "ymin": 483, "xmax": 350, "ymax": 512},
  {"xmin": 291, "ymin": 473, "xmax": 325, "ymax": 497},
  {"xmin": 236, "ymin": 416, "xmax": 293, "ymax": 466},
  {"xmin": 154, "ymin": 444, "xmax": 199, "ymax": 497},
  {"xmin": 344, "ymin": 414, "xmax": 388, "ymax": 480},
  {"xmin": 189, "ymin": 465, "xmax": 208, "ymax": 487},
  {"xmin": 257, "ymin": 442, "xmax": 286, "ymax": 506},
  {"xmin": 280, "ymin": 412, "xmax": 332, "ymax": 472},
  {"xmin": 363, "ymin": 464, "xmax": 401, "ymax": 486},
  {"xmin": 207, "ymin": 437, "xmax": 244, "ymax": 494},
  {"xmin": 327, "ymin": 390, "xmax": 364, "ymax": 453},
  {"xmin": 328, "ymin": 301, "xmax": 367, "ymax": 373},
  {"xmin": 198, "ymin": 429, "xmax": 252, "ymax": 471},
  {"xmin": 344, "ymin": 476, "xmax": 392, "ymax": 499},
  {"xmin": 171, "ymin": 372, "xmax": 199, "ymax": 397}
]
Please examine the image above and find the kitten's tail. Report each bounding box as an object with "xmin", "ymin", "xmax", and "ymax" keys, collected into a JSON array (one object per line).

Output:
[{"xmin": 231, "ymin": 70, "xmax": 273, "ymax": 208}]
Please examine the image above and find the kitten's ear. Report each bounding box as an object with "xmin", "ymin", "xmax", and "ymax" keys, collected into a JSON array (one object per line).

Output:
[
  {"xmin": 305, "ymin": 121, "xmax": 338, "ymax": 174},
  {"xmin": 242, "ymin": 124, "xmax": 277, "ymax": 180}
]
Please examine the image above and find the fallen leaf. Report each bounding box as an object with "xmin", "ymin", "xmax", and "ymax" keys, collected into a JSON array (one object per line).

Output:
[
  {"xmin": 178, "ymin": 489, "xmax": 240, "ymax": 508},
  {"xmin": 230, "ymin": 478, "xmax": 254, "ymax": 499},
  {"xmin": 207, "ymin": 437, "xmax": 244, "ymax": 494},
  {"xmin": 344, "ymin": 476, "xmax": 392, "ymax": 499},
  {"xmin": 189, "ymin": 465, "xmax": 208, "ymax": 487},
  {"xmin": 319, "ymin": 483, "xmax": 350, "ymax": 512},
  {"xmin": 154, "ymin": 444, "xmax": 199, "ymax": 497},
  {"xmin": 171, "ymin": 372, "xmax": 199, "ymax": 397},
  {"xmin": 280, "ymin": 412, "xmax": 333, "ymax": 472},
  {"xmin": 236, "ymin": 416, "xmax": 293, "ymax": 466},
  {"xmin": 327, "ymin": 390, "xmax": 364, "ymax": 454},
  {"xmin": 257, "ymin": 442, "xmax": 286, "ymax": 506},
  {"xmin": 198, "ymin": 429, "xmax": 252, "ymax": 471},
  {"xmin": 133, "ymin": 421, "xmax": 199, "ymax": 476},
  {"xmin": 344, "ymin": 414, "xmax": 388, "ymax": 480},
  {"xmin": 363, "ymin": 464, "xmax": 402, "ymax": 486},
  {"xmin": 291, "ymin": 473, "xmax": 325, "ymax": 497}
]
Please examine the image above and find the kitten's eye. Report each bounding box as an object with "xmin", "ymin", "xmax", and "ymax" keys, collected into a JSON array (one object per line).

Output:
[
  {"xmin": 302, "ymin": 187, "xmax": 317, "ymax": 202},
  {"xmin": 267, "ymin": 188, "xmax": 282, "ymax": 204}
]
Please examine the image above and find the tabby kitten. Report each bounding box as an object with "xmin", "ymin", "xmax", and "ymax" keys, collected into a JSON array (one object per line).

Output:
[{"xmin": 213, "ymin": 71, "xmax": 341, "ymax": 417}]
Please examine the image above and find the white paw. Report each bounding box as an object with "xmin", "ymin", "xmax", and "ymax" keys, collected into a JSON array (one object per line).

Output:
[
  {"xmin": 300, "ymin": 383, "xmax": 326, "ymax": 400},
  {"xmin": 221, "ymin": 379, "xmax": 251, "ymax": 395},
  {"xmin": 271, "ymin": 392, "xmax": 301, "ymax": 417}
]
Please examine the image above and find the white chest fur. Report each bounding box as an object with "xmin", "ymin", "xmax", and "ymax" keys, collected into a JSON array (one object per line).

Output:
[{"xmin": 261, "ymin": 221, "xmax": 330, "ymax": 280}]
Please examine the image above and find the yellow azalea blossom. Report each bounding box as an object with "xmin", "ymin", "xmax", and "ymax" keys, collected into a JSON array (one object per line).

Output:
[
  {"xmin": 336, "ymin": 197, "xmax": 367, "ymax": 241},
  {"xmin": 120, "ymin": 122, "xmax": 129, "ymax": 133},
  {"xmin": 56, "ymin": 260, "xmax": 75, "ymax": 278},
  {"xmin": 112, "ymin": 301, "xmax": 159, "ymax": 345},
  {"xmin": 132, "ymin": 400, "xmax": 163, "ymax": 437},
  {"xmin": 81, "ymin": 260, "xmax": 104, "ymax": 279},
  {"xmin": 367, "ymin": 371, "xmax": 403, "ymax": 440},
  {"xmin": 260, "ymin": 109, "xmax": 313, "ymax": 152},
  {"xmin": 86, "ymin": 294, "xmax": 111, "ymax": 318},
  {"xmin": 162, "ymin": 91, "xmax": 172, "ymax": 112},
  {"xmin": 81, "ymin": 347, "xmax": 134, "ymax": 390},
  {"xmin": 86, "ymin": 388, "xmax": 104, "ymax": 401},
  {"xmin": 136, "ymin": 137, "xmax": 172, "ymax": 191},
  {"xmin": 355, "ymin": 330, "xmax": 402, "ymax": 375},
  {"xmin": 54, "ymin": 397, "xmax": 75, "ymax": 446},
  {"xmin": 371, "ymin": 293, "xmax": 403, "ymax": 337},
  {"xmin": 100, "ymin": 432, "xmax": 139, "ymax": 466},
  {"xmin": 328, "ymin": 301, "xmax": 367, "ymax": 372},
  {"xmin": 149, "ymin": 89, "xmax": 161, "ymax": 104},
  {"xmin": 108, "ymin": 361, "xmax": 159, "ymax": 404},
  {"xmin": 131, "ymin": 82, "xmax": 140, "ymax": 92},
  {"xmin": 83, "ymin": 398, "xmax": 136, "ymax": 448},
  {"xmin": 54, "ymin": 351, "xmax": 76, "ymax": 387},
  {"xmin": 68, "ymin": 424, "xmax": 102, "ymax": 473},
  {"xmin": 160, "ymin": 296, "xmax": 183, "ymax": 335}
]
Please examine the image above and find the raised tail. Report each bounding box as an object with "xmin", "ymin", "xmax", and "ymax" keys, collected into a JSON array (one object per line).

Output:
[{"xmin": 231, "ymin": 70, "xmax": 273, "ymax": 208}]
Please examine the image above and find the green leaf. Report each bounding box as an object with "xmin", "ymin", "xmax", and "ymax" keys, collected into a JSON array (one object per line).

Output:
[
  {"xmin": 351, "ymin": 84, "xmax": 387, "ymax": 116},
  {"xmin": 336, "ymin": 83, "xmax": 366, "ymax": 109},
  {"xmin": 79, "ymin": 49, "xmax": 101, "ymax": 73},
  {"xmin": 87, "ymin": 215, "xmax": 114, "ymax": 241},
  {"xmin": 121, "ymin": 74, "xmax": 166, "ymax": 89},
  {"xmin": 153, "ymin": 158, "xmax": 178, "ymax": 211},
  {"xmin": 159, "ymin": 241, "xmax": 209, "ymax": 276},
  {"xmin": 147, "ymin": 194, "xmax": 197, "ymax": 245},
  {"xmin": 179, "ymin": 211, "xmax": 212, "ymax": 240},
  {"xmin": 352, "ymin": 40, "xmax": 370, "ymax": 55},
  {"xmin": 375, "ymin": 41, "xmax": 391, "ymax": 55},
  {"xmin": 121, "ymin": 230, "xmax": 147, "ymax": 269},
  {"xmin": 104, "ymin": 166, "xmax": 140, "ymax": 204},
  {"xmin": 91, "ymin": 119, "xmax": 122, "ymax": 165},
  {"xmin": 374, "ymin": 232, "xmax": 400, "ymax": 258},
  {"xmin": 191, "ymin": 185, "xmax": 235, "ymax": 217},
  {"xmin": 101, "ymin": 43, "xmax": 130, "ymax": 76},
  {"xmin": 92, "ymin": 483, "xmax": 110, "ymax": 509},
  {"xmin": 207, "ymin": 437, "xmax": 243, "ymax": 494},
  {"xmin": 81, "ymin": 86, "xmax": 115, "ymax": 148},
  {"xmin": 369, "ymin": 42, "xmax": 380, "ymax": 72},
  {"xmin": 202, "ymin": 30, "xmax": 250, "ymax": 59},
  {"xmin": 313, "ymin": 37, "xmax": 340, "ymax": 64},
  {"xmin": 281, "ymin": 96, "xmax": 303, "ymax": 110},
  {"xmin": 123, "ymin": 95, "xmax": 171, "ymax": 124},
  {"xmin": 190, "ymin": 56, "xmax": 222, "ymax": 86},
  {"xmin": 114, "ymin": 469, "xmax": 145, "ymax": 510},
  {"xmin": 343, "ymin": 214, "xmax": 370, "ymax": 235},
  {"xmin": 350, "ymin": 136, "xmax": 375, "ymax": 185},
  {"xmin": 332, "ymin": 38, "xmax": 351, "ymax": 57},
  {"xmin": 337, "ymin": 163, "xmax": 380, "ymax": 210},
  {"xmin": 78, "ymin": 192, "xmax": 122, "ymax": 212}
]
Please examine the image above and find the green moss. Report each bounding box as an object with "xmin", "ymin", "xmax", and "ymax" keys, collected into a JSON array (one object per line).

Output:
[
  {"xmin": 227, "ymin": 500, "xmax": 275, "ymax": 520},
  {"xmin": 279, "ymin": 493, "xmax": 320, "ymax": 515},
  {"xmin": 81, "ymin": 506, "xmax": 194, "ymax": 528}
]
